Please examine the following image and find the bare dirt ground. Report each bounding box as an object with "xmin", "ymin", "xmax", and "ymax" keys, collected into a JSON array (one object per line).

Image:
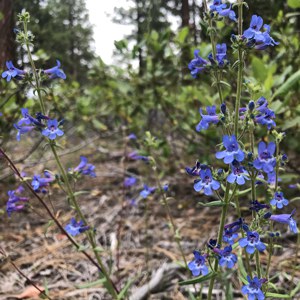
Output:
[{"xmin": 0, "ymin": 133, "xmax": 299, "ymax": 299}]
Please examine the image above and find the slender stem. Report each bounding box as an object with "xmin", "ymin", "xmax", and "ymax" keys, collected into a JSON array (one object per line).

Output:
[
  {"xmin": 207, "ymin": 183, "xmax": 231, "ymax": 300},
  {"xmin": 153, "ymin": 162, "xmax": 188, "ymax": 268},
  {"xmin": 202, "ymin": 0, "xmax": 223, "ymax": 105},
  {"xmin": 0, "ymin": 247, "xmax": 52, "ymax": 300},
  {"xmin": 21, "ymin": 20, "xmax": 119, "ymax": 298},
  {"xmin": 234, "ymin": 195, "xmax": 253, "ymax": 278},
  {"xmin": 234, "ymin": 1, "xmax": 244, "ymax": 137}
]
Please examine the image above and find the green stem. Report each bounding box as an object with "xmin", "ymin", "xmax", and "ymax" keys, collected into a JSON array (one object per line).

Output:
[
  {"xmin": 234, "ymin": 1, "xmax": 244, "ymax": 137},
  {"xmin": 22, "ymin": 20, "xmax": 118, "ymax": 299},
  {"xmin": 153, "ymin": 162, "xmax": 188, "ymax": 268},
  {"xmin": 203, "ymin": 0, "xmax": 223, "ymax": 105},
  {"xmin": 207, "ymin": 184, "xmax": 231, "ymax": 300}
]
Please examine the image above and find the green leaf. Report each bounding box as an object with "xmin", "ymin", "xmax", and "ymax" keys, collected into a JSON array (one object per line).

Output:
[
  {"xmin": 75, "ymin": 278, "xmax": 106, "ymax": 289},
  {"xmin": 179, "ymin": 272, "xmax": 216, "ymax": 286},
  {"xmin": 288, "ymin": 0, "xmax": 300, "ymax": 8},
  {"xmin": 176, "ymin": 27, "xmax": 189, "ymax": 44},
  {"xmin": 282, "ymin": 116, "xmax": 300, "ymax": 130},
  {"xmin": 265, "ymin": 292, "xmax": 291, "ymax": 299},
  {"xmin": 197, "ymin": 200, "xmax": 224, "ymax": 207},
  {"xmin": 117, "ymin": 278, "xmax": 134, "ymax": 299},
  {"xmin": 272, "ymin": 70, "xmax": 300, "ymax": 99},
  {"xmin": 73, "ymin": 190, "xmax": 90, "ymax": 197},
  {"xmin": 251, "ymin": 57, "xmax": 268, "ymax": 82}
]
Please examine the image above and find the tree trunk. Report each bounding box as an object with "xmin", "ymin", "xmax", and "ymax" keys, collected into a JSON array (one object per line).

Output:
[{"xmin": 0, "ymin": 0, "xmax": 15, "ymax": 68}]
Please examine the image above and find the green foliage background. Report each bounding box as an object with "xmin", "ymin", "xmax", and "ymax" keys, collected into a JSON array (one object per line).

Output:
[{"xmin": 0, "ymin": 0, "xmax": 299, "ymax": 172}]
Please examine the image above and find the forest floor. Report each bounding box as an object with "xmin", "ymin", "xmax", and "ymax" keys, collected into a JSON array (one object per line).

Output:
[{"xmin": 0, "ymin": 133, "xmax": 299, "ymax": 300}]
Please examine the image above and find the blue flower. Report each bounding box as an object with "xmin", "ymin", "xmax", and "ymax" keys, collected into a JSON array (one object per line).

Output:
[
  {"xmin": 194, "ymin": 169, "xmax": 220, "ymax": 196},
  {"xmin": 73, "ymin": 156, "xmax": 96, "ymax": 177},
  {"xmin": 188, "ymin": 50, "xmax": 208, "ymax": 78},
  {"xmin": 124, "ymin": 176, "xmax": 137, "ymax": 187},
  {"xmin": 223, "ymin": 228, "xmax": 238, "ymax": 245},
  {"xmin": 209, "ymin": 0, "xmax": 226, "ymax": 12},
  {"xmin": 6, "ymin": 188, "xmax": 29, "ymax": 217},
  {"xmin": 44, "ymin": 60, "xmax": 66, "ymax": 79},
  {"xmin": 188, "ymin": 251, "xmax": 209, "ymax": 277},
  {"xmin": 208, "ymin": 43, "xmax": 228, "ymax": 66},
  {"xmin": 14, "ymin": 124, "xmax": 35, "ymax": 141},
  {"xmin": 239, "ymin": 231, "xmax": 266, "ymax": 254},
  {"xmin": 255, "ymin": 109, "xmax": 276, "ymax": 130},
  {"xmin": 241, "ymin": 276, "xmax": 265, "ymax": 300},
  {"xmin": 140, "ymin": 185, "xmax": 156, "ymax": 198},
  {"xmin": 253, "ymin": 141, "xmax": 276, "ymax": 173},
  {"xmin": 250, "ymin": 200, "xmax": 270, "ymax": 212},
  {"xmin": 243, "ymin": 15, "xmax": 278, "ymax": 50},
  {"xmin": 17, "ymin": 108, "xmax": 44, "ymax": 127},
  {"xmin": 186, "ymin": 162, "xmax": 207, "ymax": 176},
  {"xmin": 270, "ymin": 192, "xmax": 289, "ymax": 209},
  {"xmin": 128, "ymin": 151, "xmax": 149, "ymax": 162},
  {"xmin": 224, "ymin": 218, "xmax": 249, "ymax": 233},
  {"xmin": 227, "ymin": 160, "xmax": 250, "ymax": 185},
  {"xmin": 270, "ymin": 209, "xmax": 298, "ymax": 234},
  {"xmin": 214, "ymin": 245, "xmax": 237, "ymax": 269},
  {"xmin": 31, "ymin": 171, "xmax": 55, "ymax": 193},
  {"xmin": 210, "ymin": 1, "xmax": 236, "ymax": 22},
  {"xmin": 216, "ymin": 135, "xmax": 245, "ymax": 164},
  {"xmin": 218, "ymin": 5, "xmax": 237, "ymax": 22},
  {"xmin": 42, "ymin": 119, "xmax": 64, "ymax": 140},
  {"xmin": 65, "ymin": 218, "xmax": 90, "ymax": 236},
  {"xmin": 196, "ymin": 106, "xmax": 219, "ymax": 131},
  {"xmin": 2, "ymin": 61, "xmax": 26, "ymax": 82}
]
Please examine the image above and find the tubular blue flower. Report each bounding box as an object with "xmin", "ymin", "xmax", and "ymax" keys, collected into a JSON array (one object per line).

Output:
[
  {"xmin": 194, "ymin": 169, "xmax": 220, "ymax": 196},
  {"xmin": 42, "ymin": 119, "xmax": 64, "ymax": 140},
  {"xmin": 140, "ymin": 185, "xmax": 156, "ymax": 198},
  {"xmin": 241, "ymin": 276, "xmax": 266, "ymax": 300},
  {"xmin": 253, "ymin": 141, "xmax": 276, "ymax": 173},
  {"xmin": 243, "ymin": 15, "xmax": 265, "ymax": 41},
  {"xmin": 73, "ymin": 156, "xmax": 96, "ymax": 177},
  {"xmin": 188, "ymin": 50, "xmax": 208, "ymax": 78},
  {"xmin": 224, "ymin": 217, "xmax": 249, "ymax": 233},
  {"xmin": 270, "ymin": 191, "xmax": 288, "ymax": 209},
  {"xmin": 196, "ymin": 106, "xmax": 219, "ymax": 131},
  {"xmin": 255, "ymin": 108, "xmax": 276, "ymax": 129},
  {"xmin": 188, "ymin": 251, "xmax": 209, "ymax": 277},
  {"xmin": 239, "ymin": 231, "xmax": 266, "ymax": 254},
  {"xmin": 227, "ymin": 160, "xmax": 250, "ymax": 185},
  {"xmin": 17, "ymin": 108, "xmax": 44, "ymax": 127},
  {"xmin": 214, "ymin": 245, "xmax": 237, "ymax": 269},
  {"xmin": 209, "ymin": 0, "xmax": 226, "ymax": 12},
  {"xmin": 124, "ymin": 176, "xmax": 137, "ymax": 187},
  {"xmin": 208, "ymin": 43, "xmax": 228, "ymax": 66},
  {"xmin": 127, "ymin": 133, "xmax": 137, "ymax": 140},
  {"xmin": 216, "ymin": 135, "xmax": 245, "ymax": 164},
  {"xmin": 128, "ymin": 151, "xmax": 149, "ymax": 162},
  {"xmin": 186, "ymin": 162, "xmax": 209, "ymax": 176},
  {"xmin": 223, "ymin": 228, "xmax": 238, "ymax": 245},
  {"xmin": 270, "ymin": 209, "xmax": 298, "ymax": 233},
  {"xmin": 6, "ymin": 189, "xmax": 29, "ymax": 217},
  {"xmin": 44, "ymin": 60, "xmax": 66, "ymax": 79},
  {"xmin": 243, "ymin": 15, "xmax": 278, "ymax": 50},
  {"xmin": 218, "ymin": 5, "xmax": 237, "ymax": 22},
  {"xmin": 65, "ymin": 218, "xmax": 90, "ymax": 236},
  {"xmin": 14, "ymin": 124, "xmax": 35, "ymax": 141},
  {"xmin": 31, "ymin": 171, "xmax": 55, "ymax": 192},
  {"xmin": 250, "ymin": 200, "xmax": 270, "ymax": 212},
  {"xmin": 2, "ymin": 61, "xmax": 26, "ymax": 82}
]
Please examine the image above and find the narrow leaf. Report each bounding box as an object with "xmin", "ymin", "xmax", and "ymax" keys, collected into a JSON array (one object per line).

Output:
[{"xmin": 179, "ymin": 272, "xmax": 216, "ymax": 286}]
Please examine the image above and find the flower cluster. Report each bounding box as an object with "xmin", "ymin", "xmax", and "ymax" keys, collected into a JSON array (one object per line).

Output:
[
  {"xmin": 209, "ymin": 0, "xmax": 237, "ymax": 22},
  {"xmin": 243, "ymin": 15, "xmax": 279, "ymax": 50},
  {"xmin": 1, "ymin": 59, "xmax": 66, "ymax": 82},
  {"xmin": 31, "ymin": 171, "xmax": 55, "ymax": 193},
  {"xmin": 188, "ymin": 43, "xmax": 228, "ymax": 78},
  {"xmin": 14, "ymin": 108, "xmax": 64, "ymax": 141},
  {"xmin": 6, "ymin": 186, "xmax": 29, "ymax": 217}
]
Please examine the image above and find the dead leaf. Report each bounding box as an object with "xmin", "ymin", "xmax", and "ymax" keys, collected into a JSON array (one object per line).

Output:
[{"xmin": 14, "ymin": 285, "xmax": 44, "ymax": 299}]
